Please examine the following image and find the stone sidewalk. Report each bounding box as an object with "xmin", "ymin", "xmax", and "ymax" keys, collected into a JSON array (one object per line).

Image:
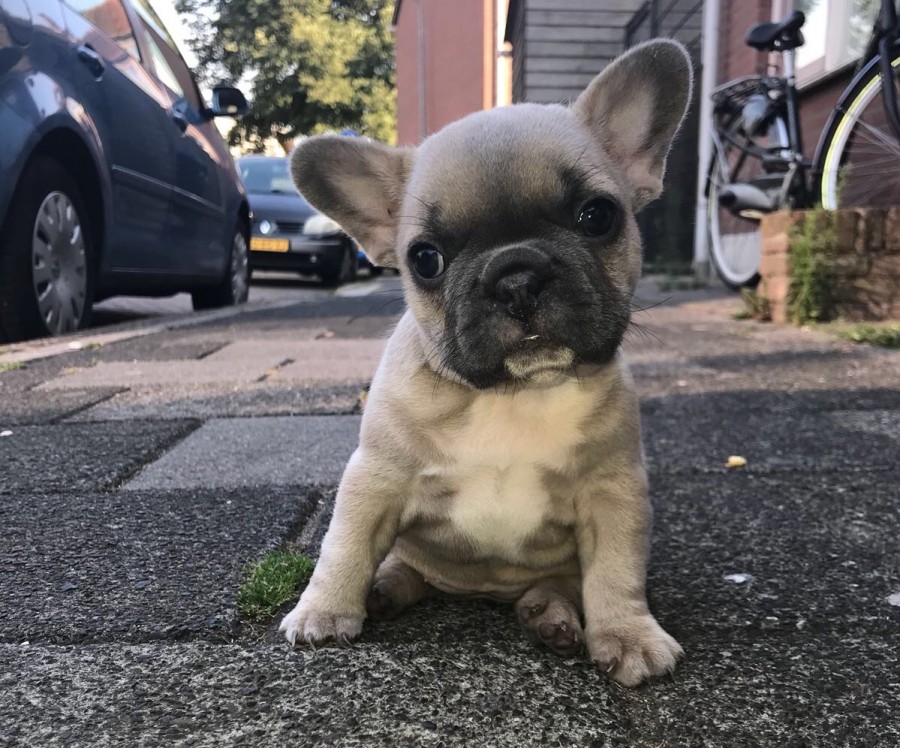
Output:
[{"xmin": 0, "ymin": 280, "xmax": 898, "ymax": 747}]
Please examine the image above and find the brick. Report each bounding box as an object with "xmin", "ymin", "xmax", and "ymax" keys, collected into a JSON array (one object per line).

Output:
[
  {"xmin": 832, "ymin": 253, "xmax": 871, "ymax": 279},
  {"xmin": 884, "ymin": 207, "xmax": 900, "ymax": 253},
  {"xmin": 759, "ymin": 253, "xmax": 790, "ymax": 278},
  {"xmin": 834, "ymin": 210, "xmax": 860, "ymax": 255},
  {"xmin": 762, "ymin": 232, "xmax": 791, "ymax": 256}
]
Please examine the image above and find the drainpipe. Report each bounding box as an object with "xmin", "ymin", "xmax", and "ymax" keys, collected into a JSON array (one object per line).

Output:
[
  {"xmin": 693, "ymin": 0, "xmax": 720, "ymax": 277},
  {"xmin": 417, "ymin": 0, "xmax": 426, "ymax": 140}
]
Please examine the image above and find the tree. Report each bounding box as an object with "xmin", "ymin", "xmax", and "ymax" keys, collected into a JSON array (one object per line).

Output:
[{"xmin": 176, "ymin": 0, "xmax": 396, "ymax": 149}]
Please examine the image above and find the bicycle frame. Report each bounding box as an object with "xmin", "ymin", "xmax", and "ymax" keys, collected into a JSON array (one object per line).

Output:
[{"xmin": 710, "ymin": 0, "xmax": 899, "ymax": 210}]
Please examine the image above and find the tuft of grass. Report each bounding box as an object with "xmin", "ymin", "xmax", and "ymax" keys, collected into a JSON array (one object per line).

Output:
[
  {"xmin": 836, "ymin": 323, "xmax": 900, "ymax": 349},
  {"xmin": 237, "ymin": 550, "xmax": 315, "ymax": 622},
  {"xmin": 735, "ymin": 288, "xmax": 772, "ymax": 321},
  {"xmin": 0, "ymin": 361, "xmax": 24, "ymax": 373},
  {"xmin": 788, "ymin": 208, "xmax": 836, "ymax": 325}
]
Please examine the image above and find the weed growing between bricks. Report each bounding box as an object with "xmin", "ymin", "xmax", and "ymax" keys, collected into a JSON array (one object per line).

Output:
[
  {"xmin": 237, "ymin": 550, "xmax": 315, "ymax": 622},
  {"xmin": 787, "ymin": 208, "xmax": 837, "ymax": 325}
]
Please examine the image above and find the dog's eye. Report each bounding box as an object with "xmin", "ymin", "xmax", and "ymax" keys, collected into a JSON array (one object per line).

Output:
[
  {"xmin": 577, "ymin": 197, "xmax": 619, "ymax": 238},
  {"xmin": 410, "ymin": 244, "xmax": 445, "ymax": 279}
]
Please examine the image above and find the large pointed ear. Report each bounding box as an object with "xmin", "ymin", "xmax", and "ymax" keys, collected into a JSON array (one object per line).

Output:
[
  {"xmin": 572, "ymin": 39, "xmax": 693, "ymax": 210},
  {"xmin": 290, "ymin": 136, "xmax": 413, "ymax": 267}
]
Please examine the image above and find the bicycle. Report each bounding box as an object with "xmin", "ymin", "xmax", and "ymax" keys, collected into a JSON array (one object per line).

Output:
[{"xmin": 706, "ymin": 0, "xmax": 900, "ymax": 289}]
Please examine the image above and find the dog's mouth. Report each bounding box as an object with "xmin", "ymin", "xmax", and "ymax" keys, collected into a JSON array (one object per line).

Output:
[{"xmin": 503, "ymin": 335, "xmax": 575, "ymax": 381}]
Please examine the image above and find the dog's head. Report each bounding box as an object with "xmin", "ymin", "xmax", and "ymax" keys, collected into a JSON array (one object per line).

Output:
[{"xmin": 291, "ymin": 41, "xmax": 692, "ymax": 389}]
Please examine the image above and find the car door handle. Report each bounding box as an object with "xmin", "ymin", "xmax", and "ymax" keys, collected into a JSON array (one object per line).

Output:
[
  {"xmin": 170, "ymin": 110, "xmax": 189, "ymax": 133},
  {"xmin": 76, "ymin": 45, "xmax": 105, "ymax": 79}
]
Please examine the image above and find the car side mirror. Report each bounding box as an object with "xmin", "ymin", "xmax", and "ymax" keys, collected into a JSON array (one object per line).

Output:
[{"xmin": 209, "ymin": 85, "xmax": 250, "ymax": 118}]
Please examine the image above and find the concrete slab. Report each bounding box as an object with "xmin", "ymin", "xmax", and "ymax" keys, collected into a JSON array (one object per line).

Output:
[
  {"xmin": 645, "ymin": 471, "xmax": 900, "ymax": 633},
  {"xmin": 0, "ymin": 486, "xmax": 322, "ymax": 644},
  {"xmin": 1, "ymin": 613, "xmax": 896, "ymax": 746},
  {"xmin": 0, "ymin": 420, "xmax": 198, "ymax": 494},
  {"xmin": 0, "ymin": 386, "xmax": 123, "ymax": 425},
  {"xmin": 38, "ymin": 358, "xmax": 278, "ymax": 390},
  {"xmin": 66, "ymin": 383, "xmax": 364, "ymax": 422},
  {"xmin": 640, "ymin": 389, "xmax": 900, "ymax": 473},
  {"xmin": 123, "ymin": 416, "xmax": 361, "ymax": 491}
]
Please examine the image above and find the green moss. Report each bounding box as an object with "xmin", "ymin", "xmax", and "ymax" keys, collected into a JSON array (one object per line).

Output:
[
  {"xmin": 0, "ymin": 361, "xmax": 24, "ymax": 373},
  {"xmin": 836, "ymin": 324, "xmax": 900, "ymax": 348},
  {"xmin": 787, "ymin": 209, "xmax": 836, "ymax": 325},
  {"xmin": 237, "ymin": 550, "xmax": 315, "ymax": 622}
]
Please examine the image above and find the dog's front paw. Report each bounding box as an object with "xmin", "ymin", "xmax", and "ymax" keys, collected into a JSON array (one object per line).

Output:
[
  {"xmin": 586, "ymin": 615, "xmax": 683, "ymax": 687},
  {"xmin": 279, "ymin": 601, "xmax": 364, "ymax": 647}
]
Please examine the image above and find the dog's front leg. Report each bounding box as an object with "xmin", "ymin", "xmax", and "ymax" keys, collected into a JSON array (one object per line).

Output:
[
  {"xmin": 280, "ymin": 448, "xmax": 405, "ymax": 646},
  {"xmin": 575, "ymin": 467, "xmax": 682, "ymax": 686}
]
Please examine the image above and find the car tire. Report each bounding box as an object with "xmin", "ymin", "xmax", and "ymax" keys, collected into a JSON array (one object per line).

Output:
[
  {"xmin": 321, "ymin": 242, "xmax": 358, "ymax": 288},
  {"xmin": 192, "ymin": 222, "xmax": 250, "ymax": 311},
  {"xmin": 0, "ymin": 156, "xmax": 95, "ymax": 343}
]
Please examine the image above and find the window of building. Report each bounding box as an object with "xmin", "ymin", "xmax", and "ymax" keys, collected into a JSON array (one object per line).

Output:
[
  {"xmin": 66, "ymin": 0, "xmax": 140, "ymax": 60},
  {"xmin": 788, "ymin": 0, "xmax": 892, "ymax": 83}
]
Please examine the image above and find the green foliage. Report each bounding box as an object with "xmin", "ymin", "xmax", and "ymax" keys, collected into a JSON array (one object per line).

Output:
[
  {"xmin": 0, "ymin": 361, "xmax": 24, "ymax": 373},
  {"xmin": 177, "ymin": 0, "xmax": 396, "ymax": 149},
  {"xmin": 837, "ymin": 324, "xmax": 900, "ymax": 348},
  {"xmin": 237, "ymin": 550, "xmax": 315, "ymax": 621},
  {"xmin": 736, "ymin": 288, "xmax": 771, "ymax": 321},
  {"xmin": 787, "ymin": 209, "xmax": 836, "ymax": 325}
]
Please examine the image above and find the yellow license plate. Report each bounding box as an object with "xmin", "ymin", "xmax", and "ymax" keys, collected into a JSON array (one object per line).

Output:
[{"xmin": 251, "ymin": 237, "xmax": 290, "ymax": 253}]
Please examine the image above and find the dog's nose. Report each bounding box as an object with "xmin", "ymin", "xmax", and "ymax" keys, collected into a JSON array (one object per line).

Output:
[{"xmin": 482, "ymin": 247, "xmax": 552, "ymax": 320}]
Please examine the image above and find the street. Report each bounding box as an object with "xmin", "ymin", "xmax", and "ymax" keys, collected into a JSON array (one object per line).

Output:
[
  {"xmin": 90, "ymin": 270, "xmax": 392, "ymax": 330},
  {"xmin": 1, "ymin": 279, "xmax": 898, "ymax": 746}
]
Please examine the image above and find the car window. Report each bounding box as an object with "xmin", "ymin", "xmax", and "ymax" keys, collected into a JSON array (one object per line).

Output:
[
  {"xmin": 131, "ymin": 0, "xmax": 204, "ymax": 111},
  {"xmin": 66, "ymin": 0, "xmax": 140, "ymax": 60},
  {"xmin": 237, "ymin": 159, "xmax": 298, "ymax": 195}
]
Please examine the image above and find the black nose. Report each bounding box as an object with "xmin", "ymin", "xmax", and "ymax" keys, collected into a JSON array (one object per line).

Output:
[{"xmin": 481, "ymin": 247, "xmax": 551, "ymax": 320}]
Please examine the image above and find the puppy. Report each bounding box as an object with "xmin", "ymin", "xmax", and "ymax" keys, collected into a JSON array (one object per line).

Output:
[{"xmin": 280, "ymin": 40, "xmax": 692, "ymax": 687}]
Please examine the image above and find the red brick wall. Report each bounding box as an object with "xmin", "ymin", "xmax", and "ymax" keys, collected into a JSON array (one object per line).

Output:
[{"xmin": 394, "ymin": 0, "xmax": 492, "ymax": 146}]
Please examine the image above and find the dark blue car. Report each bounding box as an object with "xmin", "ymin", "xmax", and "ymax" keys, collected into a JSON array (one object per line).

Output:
[{"xmin": 0, "ymin": 0, "xmax": 251, "ymax": 342}]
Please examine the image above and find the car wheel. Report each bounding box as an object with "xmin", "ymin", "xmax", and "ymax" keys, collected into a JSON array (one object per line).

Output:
[
  {"xmin": 192, "ymin": 223, "xmax": 250, "ymax": 310},
  {"xmin": 0, "ymin": 156, "xmax": 95, "ymax": 343},
  {"xmin": 321, "ymin": 242, "xmax": 357, "ymax": 288}
]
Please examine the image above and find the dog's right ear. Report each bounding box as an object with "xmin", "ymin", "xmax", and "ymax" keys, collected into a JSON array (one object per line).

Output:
[{"xmin": 290, "ymin": 136, "xmax": 413, "ymax": 267}]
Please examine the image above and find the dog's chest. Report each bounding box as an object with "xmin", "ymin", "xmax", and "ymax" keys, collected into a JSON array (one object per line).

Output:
[{"xmin": 408, "ymin": 381, "xmax": 591, "ymax": 560}]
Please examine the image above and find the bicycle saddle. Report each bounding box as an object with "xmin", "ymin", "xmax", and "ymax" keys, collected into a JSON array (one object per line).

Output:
[{"xmin": 745, "ymin": 10, "xmax": 805, "ymax": 51}]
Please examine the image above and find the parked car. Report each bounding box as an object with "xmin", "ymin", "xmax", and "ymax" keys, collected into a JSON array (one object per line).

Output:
[
  {"xmin": 237, "ymin": 155, "xmax": 359, "ymax": 287},
  {"xmin": 0, "ymin": 0, "xmax": 251, "ymax": 343}
]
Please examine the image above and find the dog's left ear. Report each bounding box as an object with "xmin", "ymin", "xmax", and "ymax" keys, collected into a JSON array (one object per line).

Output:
[
  {"xmin": 572, "ymin": 39, "xmax": 693, "ymax": 210},
  {"xmin": 290, "ymin": 136, "xmax": 413, "ymax": 268}
]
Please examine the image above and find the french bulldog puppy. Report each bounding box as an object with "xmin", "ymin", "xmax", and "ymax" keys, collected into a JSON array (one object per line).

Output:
[{"xmin": 280, "ymin": 40, "xmax": 692, "ymax": 686}]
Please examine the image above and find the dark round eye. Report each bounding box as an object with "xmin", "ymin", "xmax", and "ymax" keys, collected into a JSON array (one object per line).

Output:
[
  {"xmin": 409, "ymin": 244, "xmax": 445, "ymax": 279},
  {"xmin": 577, "ymin": 197, "xmax": 619, "ymax": 238}
]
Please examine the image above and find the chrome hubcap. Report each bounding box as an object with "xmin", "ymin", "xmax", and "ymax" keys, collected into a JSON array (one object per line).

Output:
[
  {"xmin": 231, "ymin": 232, "xmax": 249, "ymax": 302},
  {"xmin": 32, "ymin": 192, "xmax": 87, "ymax": 334}
]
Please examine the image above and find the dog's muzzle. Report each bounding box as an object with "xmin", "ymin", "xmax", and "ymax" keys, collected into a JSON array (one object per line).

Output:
[{"xmin": 480, "ymin": 246, "xmax": 552, "ymax": 321}]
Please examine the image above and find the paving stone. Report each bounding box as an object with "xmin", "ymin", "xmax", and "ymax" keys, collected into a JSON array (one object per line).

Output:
[
  {"xmin": 123, "ymin": 416, "xmax": 361, "ymax": 491},
  {"xmin": 0, "ymin": 420, "xmax": 198, "ymax": 494},
  {"xmin": 0, "ymin": 486, "xmax": 321, "ymax": 644},
  {"xmin": 67, "ymin": 383, "xmax": 364, "ymax": 421},
  {"xmin": 0, "ymin": 386, "xmax": 123, "ymax": 425},
  {"xmin": 38, "ymin": 359, "xmax": 277, "ymax": 390},
  {"xmin": 641, "ymin": 389, "xmax": 900, "ymax": 473}
]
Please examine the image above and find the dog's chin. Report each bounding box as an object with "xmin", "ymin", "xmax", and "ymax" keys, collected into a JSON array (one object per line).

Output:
[{"xmin": 503, "ymin": 342, "xmax": 575, "ymax": 387}]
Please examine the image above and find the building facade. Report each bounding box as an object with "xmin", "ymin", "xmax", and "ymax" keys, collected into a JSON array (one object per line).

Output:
[{"xmin": 392, "ymin": 0, "xmax": 890, "ymax": 270}]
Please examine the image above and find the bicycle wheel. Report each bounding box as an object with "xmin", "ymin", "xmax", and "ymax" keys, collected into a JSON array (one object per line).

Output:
[
  {"xmin": 817, "ymin": 44, "xmax": 900, "ymax": 209},
  {"xmin": 707, "ymin": 117, "xmax": 790, "ymax": 289}
]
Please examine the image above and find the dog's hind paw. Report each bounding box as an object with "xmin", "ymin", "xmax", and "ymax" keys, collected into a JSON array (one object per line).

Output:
[
  {"xmin": 279, "ymin": 604, "xmax": 363, "ymax": 647},
  {"xmin": 587, "ymin": 614, "xmax": 683, "ymax": 687}
]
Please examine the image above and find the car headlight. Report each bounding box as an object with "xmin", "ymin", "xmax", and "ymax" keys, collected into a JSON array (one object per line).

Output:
[
  {"xmin": 303, "ymin": 214, "xmax": 341, "ymax": 236},
  {"xmin": 259, "ymin": 219, "xmax": 275, "ymax": 235}
]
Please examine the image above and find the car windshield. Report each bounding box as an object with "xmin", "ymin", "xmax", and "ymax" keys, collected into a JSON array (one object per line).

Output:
[{"xmin": 238, "ymin": 159, "xmax": 297, "ymax": 194}]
